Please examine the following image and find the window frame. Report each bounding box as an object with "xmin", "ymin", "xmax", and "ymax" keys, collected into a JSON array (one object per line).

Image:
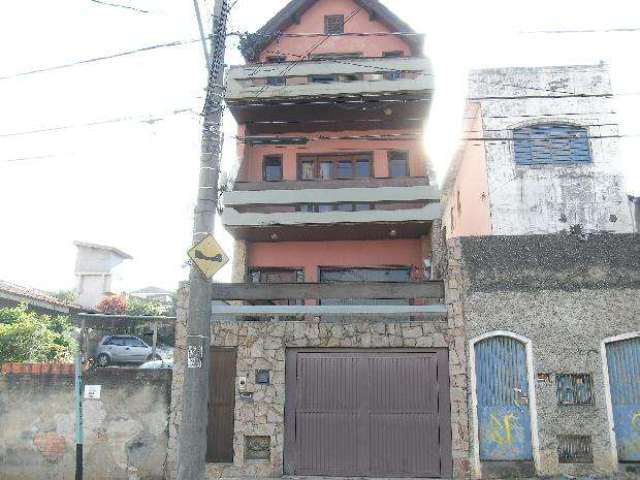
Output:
[
  {"xmin": 324, "ymin": 14, "xmax": 345, "ymax": 35},
  {"xmin": 388, "ymin": 150, "xmax": 410, "ymax": 178},
  {"xmin": 297, "ymin": 152, "xmax": 373, "ymax": 181},
  {"xmin": 512, "ymin": 123, "xmax": 593, "ymax": 166},
  {"xmin": 262, "ymin": 155, "xmax": 283, "ymax": 182}
]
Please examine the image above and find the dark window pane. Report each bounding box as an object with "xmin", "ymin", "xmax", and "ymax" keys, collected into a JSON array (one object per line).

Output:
[
  {"xmin": 383, "ymin": 51, "xmax": 404, "ymax": 58},
  {"xmin": 311, "ymin": 75, "xmax": 336, "ymax": 84},
  {"xmin": 336, "ymin": 203, "xmax": 354, "ymax": 212},
  {"xmin": 383, "ymin": 71, "xmax": 403, "ymax": 81},
  {"xmin": 266, "ymin": 76, "xmax": 286, "ymax": 86},
  {"xmin": 320, "ymin": 268, "xmax": 411, "ymax": 283},
  {"xmin": 266, "ymin": 56, "xmax": 286, "ymax": 63},
  {"xmin": 337, "ymin": 161, "xmax": 353, "ymax": 178},
  {"xmin": 319, "ymin": 162, "xmax": 332, "ymax": 180},
  {"xmin": 263, "ymin": 156, "xmax": 282, "ymax": 181},
  {"xmin": 301, "ymin": 161, "xmax": 314, "ymax": 180},
  {"xmin": 389, "ymin": 152, "xmax": 409, "ymax": 177},
  {"xmin": 356, "ymin": 160, "xmax": 371, "ymax": 177},
  {"xmin": 324, "ymin": 15, "xmax": 345, "ymax": 35},
  {"xmin": 355, "ymin": 203, "xmax": 371, "ymax": 211},
  {"xmin": 298, "ymin": 204, "xmax": 313, "ymax": 212},
  {"xmin": 318, "ymin": 204, "xmax": 332, "ymax": 213}
]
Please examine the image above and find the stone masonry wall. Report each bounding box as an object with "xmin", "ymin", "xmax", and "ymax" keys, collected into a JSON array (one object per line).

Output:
[
  {"xmin": 451, "ymin": 233, "xmax": 640, "ymax": 478},
  {"xmin": 168, "ymin": 284, "xmax": 472, "ymax": 479},
  {"xmin": 0, "ymin": 364, "xmax": 171, "ymax": 480}
]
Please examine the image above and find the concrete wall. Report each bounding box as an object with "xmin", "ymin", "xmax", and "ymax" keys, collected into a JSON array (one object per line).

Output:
[
  {"xmin": 168, "ymin": 286, "xmax": 472, "ymax": 480},
  {"xmin": 467, "ymin": 64, "xmax": 634, "ymax": 235},
  {"xmin": 0, "ymin": 364, "xmax": 171, "ymax": 480},
  {"xmin": 442, "ymin": 103, "xmax": 492, "ymax": 238},
  {"xmin": 258, "ymin": 0, "xmax": 412, "ymax": 62},
  {"xmin": 449, "ymin": 233, "xmax": 640, "ymax": 478}
]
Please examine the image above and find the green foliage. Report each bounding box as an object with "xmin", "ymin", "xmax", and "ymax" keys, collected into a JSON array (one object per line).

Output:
[
  {"xmin": 127, "ymin": 296, "xmax": 170, "ymax": 317},
  {"xmin": 52, "ymin": 289, "xmax": 78, "ymax": 305},
  {"xmin": 0, "ymin": 305, "xmax": 77, "ymax": 363}
]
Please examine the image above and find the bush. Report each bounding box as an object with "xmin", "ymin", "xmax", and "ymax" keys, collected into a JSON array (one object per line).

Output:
[{"xmin": 0, "ymin": 305, "xmax": 77, "ymax": 363}]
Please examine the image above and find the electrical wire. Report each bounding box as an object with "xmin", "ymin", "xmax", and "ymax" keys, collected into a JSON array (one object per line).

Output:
[
  {"xmin": 90, "ymin": 0, "xmax": 150, "ymax": 14},
  {"xmin": 521, "ymin": 27, "xmax": 640, "ymax": 34},
  {"xmin": 0, "ymin": 36, "xmax": 211, "ymax": 81}
]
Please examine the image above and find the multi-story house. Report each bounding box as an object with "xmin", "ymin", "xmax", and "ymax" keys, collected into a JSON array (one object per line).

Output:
[
  {"xmin": 443, "ymin": 64, "xmax": 635, "ymax": 238},
  {"xmin": 169, "ymin": 1, "xmax": 469, "ymax": 479}
]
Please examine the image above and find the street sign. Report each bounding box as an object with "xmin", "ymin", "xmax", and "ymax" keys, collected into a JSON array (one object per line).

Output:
[
  {"xmin": 84, "ymin": 385, "xmax": 101, "ymax": 400},
  {"xmin": 188, "ymin": 234, "xmax": 229, "ymax": 279}
]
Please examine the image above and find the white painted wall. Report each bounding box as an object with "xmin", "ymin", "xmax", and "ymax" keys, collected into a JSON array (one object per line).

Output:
[{"xmin": 469, "ymin": 64, "xmax": 634, "ymax": 235}]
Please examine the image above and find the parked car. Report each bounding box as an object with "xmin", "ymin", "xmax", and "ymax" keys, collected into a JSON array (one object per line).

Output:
[
  {"xmin": 139, "ymin": 358, "xmax": 173, "ymax": 370},
  {"xmin": 95, "ymin": 335, "xmax": 161, "ymax": 367}
]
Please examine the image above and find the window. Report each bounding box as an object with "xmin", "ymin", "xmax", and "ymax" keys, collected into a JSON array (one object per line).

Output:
[
  {"xmin": 558, "ymin": 435, "xmax": 593, "ymax": 464},
  {"xmin": 297, "ymin": 203, "xmax": 373, "ymax": 213},
  {"xmin": 266, "ymin": 76, "xmax": 286, "ymax": 86},
  {"xmin": 249, "ymin": 268, "xmax": 303, "ymax": 284},
  {"xmin": 324, "ymin": 14, "xmax": 345, "ymax": 35},
  {"xmin": 556, "ymin": 374, "xmax": 594, "ymax": 405},
  {"xmin": 514, "ymin": 124, "xmax": 591, "ymax": 165},
  {"xmin": 383, "ymin": 51, "xmax": 404, "ymax": 58},
  {"xmin": 266, "ymin": 55, "xmax": 286, "ymax": 63},
  {"xmin": 320, "ymin": 267, "xmax": 411, "ymax": 283},
  {"xmin": 298, "ymin": 153, "xmax": 373, "ymax": 180},
  {"xmin": 263, "ymin": 156, "xmax": 282, "ymax": 181},
  {"xmin": 383, "ymin": 70, "xmax": 403, "ymax": 81},
  {"xmin": 310, "ymin": 74, "xmax": 337, "ymax": 84},
  {"xmin": 388, "ymin": 151, "xmax": 409, "ymax": 177}
]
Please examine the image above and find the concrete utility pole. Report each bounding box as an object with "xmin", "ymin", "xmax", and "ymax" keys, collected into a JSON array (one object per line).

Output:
[{"xmin": 177, "ymin": 0, "xmax": 229, "ymax": 478}]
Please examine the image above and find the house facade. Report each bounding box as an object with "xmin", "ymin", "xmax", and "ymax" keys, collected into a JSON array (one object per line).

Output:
[
  {"xmin": 443, "ymin": 64, "xmax": 634, "ymax": 238},
  {"xmin": 169, "ymin": 0, "xmax": 471, "ymax": 478}
]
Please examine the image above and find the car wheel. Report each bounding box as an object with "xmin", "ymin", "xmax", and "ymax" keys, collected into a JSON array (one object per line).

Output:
[{"xmin": 97, "ymin": 353, "xmax": 110, "ymax": 367}]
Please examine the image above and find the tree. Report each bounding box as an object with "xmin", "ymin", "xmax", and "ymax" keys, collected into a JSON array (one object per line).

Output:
[
  {"xmin": 52, "ymin": 289, "xmax": 78, "ymax": 305},
  {"xmin": 0, "ymin": 305, "xmax": 77, "ymax": 363},
  {"xmin": 96, "ymin": 295, "xmax": 127, "ymax": 315}
]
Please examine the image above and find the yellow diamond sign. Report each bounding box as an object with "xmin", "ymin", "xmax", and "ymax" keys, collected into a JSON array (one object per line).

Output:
[{"xmin": 188, "ymin": 235, "xmax": 229, "ymax": 280}]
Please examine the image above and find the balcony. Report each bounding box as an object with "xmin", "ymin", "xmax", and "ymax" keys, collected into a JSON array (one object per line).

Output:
[
  {"xmin": 225, "ymin": 57, "xmax": 434, "ymax": 133},
  {"xmin": 221, "ymin": 181, "xmax": 441, "ymax": 241},
  {"xmin": 210, "ymin": 281, "xmax": 446, "ymax": 321}
]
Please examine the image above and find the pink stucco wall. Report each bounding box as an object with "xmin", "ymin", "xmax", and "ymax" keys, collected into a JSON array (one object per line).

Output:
[
  {"xmin": 445, "ymin": 103, "xmax": 492, "ymax": 237},
  {"xmin": 258, "ymin": 0, "xmax": 412, "ymax": 62},
  {"xmin": 237, "ymin": 129, "xmax": 428, "ymax": 182},
  {"xmin": 248, "ymin": 239, "xmax": 424, "ymax": 281}
]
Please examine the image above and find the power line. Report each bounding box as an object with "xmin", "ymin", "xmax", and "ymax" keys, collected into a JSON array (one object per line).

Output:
[
  {"xmin": 0, "ymin": 36, "xmax": 211, "ymax": 81},
  {"xmin": 521, "ymin": 27, "xmax": 640, "ymax": 34},
  {"xmin": 0, "ymin": 108, "xmax": 195, "ymax": 138},
  {"xmin": 90, "ymin": 0, "xmax": 151, "ymax": 14},
  {"xmin": 227, "ymin": 30, "xmax": 424, "ymax": 38}
]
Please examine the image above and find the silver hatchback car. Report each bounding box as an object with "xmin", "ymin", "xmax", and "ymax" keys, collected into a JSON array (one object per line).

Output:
[{"xmin": 96, "ymin": 335, "xmax": 160, "ymax": 367}]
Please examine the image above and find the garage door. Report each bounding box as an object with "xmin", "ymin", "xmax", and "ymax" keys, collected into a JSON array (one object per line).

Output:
[{"xmin": 284, "ymin": 350, "xmax": 452, "ymax": 477}]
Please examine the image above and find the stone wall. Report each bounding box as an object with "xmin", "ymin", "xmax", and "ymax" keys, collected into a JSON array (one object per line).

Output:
[
  {"xmin": 452, "ymin": 233, "xmax": 640, "ymax": 478},
  {"xmin": 168, "ymin": 284, "xmax": 472, "ymax": 479},
  {"xmin": 0, "ymin": 364, "xmax": 171, "ymax": 480}
]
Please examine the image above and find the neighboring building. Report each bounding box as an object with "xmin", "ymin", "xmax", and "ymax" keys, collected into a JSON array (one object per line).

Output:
[
  {"xmin": 447, "ymin": 233, "xmax": 640, "ymax": 478},
  {"xmin": 630, "ymin": 195, "xmax": 640, "ymax": 232},
  {"xmin": 129, "ymin": 286, "xmax": 174, "ymax": 305},
  {"xmin": 0, "ymin": 279, "xmax": 79, "ymax": 316},
  {"xmin": 169, "ymin": 1, "xmax": 467, "ymax": 479},
  {"xmin": 443, "ymin": 64, "xmax": 635, "ymax": 238},
  {"xmin": 74, "ymin": 241, "xmax": 132, "ymax": 310}
]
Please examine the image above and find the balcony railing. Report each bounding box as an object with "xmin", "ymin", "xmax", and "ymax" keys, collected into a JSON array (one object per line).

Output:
[
  {"xmin": 226, "ymin": 57, "xmax": 434, "ymax": 102},
  {"xmin": 210, "ymin": 281, "xmax": 447, "ymax": 320}
]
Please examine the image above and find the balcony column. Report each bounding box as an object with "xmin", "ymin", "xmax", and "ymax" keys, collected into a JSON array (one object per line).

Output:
[
  {"xmin": 231, "ymin": 239, "xmax": 248, "ymax": 283},
  {"xmin": 373, "ymin": 150, "xmax": 389, "ymax": 177},
  {"xmin": 283, "ymin": 150, "xmax": 298, "ymax": 181}
]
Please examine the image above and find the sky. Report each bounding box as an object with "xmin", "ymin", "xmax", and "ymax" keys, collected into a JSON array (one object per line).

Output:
[{"xmin": 0, "ymin": 0, "xmax": 639, "ymax": 293}]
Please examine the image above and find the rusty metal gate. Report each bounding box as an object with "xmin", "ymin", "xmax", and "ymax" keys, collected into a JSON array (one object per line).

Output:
[
  {"xmin": 475, "ymin": 336, "xmax": 533, "ymax": 461},
  {"xmin": 606, "ymin": 337, "xmax": 640, "ymax": 462},
  {"xmin": 284, "ymin": 350, "xmax": 452, "ymax": 477}
]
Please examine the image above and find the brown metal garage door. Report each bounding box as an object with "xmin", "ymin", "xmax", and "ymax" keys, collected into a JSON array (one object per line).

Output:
[{"xmin": 284, "ymin": 350, "xmax": 452, "ymax": 477}]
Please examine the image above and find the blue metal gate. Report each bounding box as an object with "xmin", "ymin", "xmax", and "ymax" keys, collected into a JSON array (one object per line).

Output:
[
  {"xmin": 475, "ymin": 336, "xmax": 533, "ymax": 461},
  {"xmin": 606, "ymin": 337, "xmax": 640, "ymax": 462}
]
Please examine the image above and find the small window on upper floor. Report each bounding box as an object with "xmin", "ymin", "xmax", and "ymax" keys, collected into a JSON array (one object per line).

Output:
[
  {"xmin": 266, "ymin": 55, "xmax": 286, "ymax": 63},
  {"xmin": 514, "ymin": 124, "xmax": 591, "ymax": 165},
  {"xmin": 388, "ymin": 151, "xmax": 409, "ymax": 177},
  {"xmin": 266, "ymin": 76, "xmax": 286, "ymax": 86},
  {"xmin": 383, "ymin": 51, "xmax": 404, "ymax": 58},
  {"xmin": 324, "ymin": 14, "xmax": 345, "ymax": 35},
  {"xmin": 263, "ymin": 155, "xmax": 283, "ymax": 182}
]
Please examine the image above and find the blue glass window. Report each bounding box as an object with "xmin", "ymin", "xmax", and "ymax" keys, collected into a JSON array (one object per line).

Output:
[{"xmin": 514, "ymin": 124, "xmax": 591, "ymax": 165}]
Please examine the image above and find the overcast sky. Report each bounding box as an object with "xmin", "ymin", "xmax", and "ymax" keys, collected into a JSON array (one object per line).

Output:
[{"xmin": 1, "ymin": 0, "xmax": 639, "ymax": 293}]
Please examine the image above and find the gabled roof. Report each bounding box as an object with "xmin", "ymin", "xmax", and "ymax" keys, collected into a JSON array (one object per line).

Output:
[
  {"xmin": 131, "ymin": 286, "xmax": 173, "ymax": 295},
  {"xmin": 73, "ymin": 241, "xmax": 133, "ymax": 260},
  {"xmin": 240, "ymin": 0, "xmax": 424, "ymax": 62},
  {"xmin": 0, "ymin": 279, "xmax": 80, "ymax": 314}
]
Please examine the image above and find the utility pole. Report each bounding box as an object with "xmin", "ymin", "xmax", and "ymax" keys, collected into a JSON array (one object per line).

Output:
[{"xmin": 177, "ymin": 0, "xmax": 229, "ymax": 479}]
